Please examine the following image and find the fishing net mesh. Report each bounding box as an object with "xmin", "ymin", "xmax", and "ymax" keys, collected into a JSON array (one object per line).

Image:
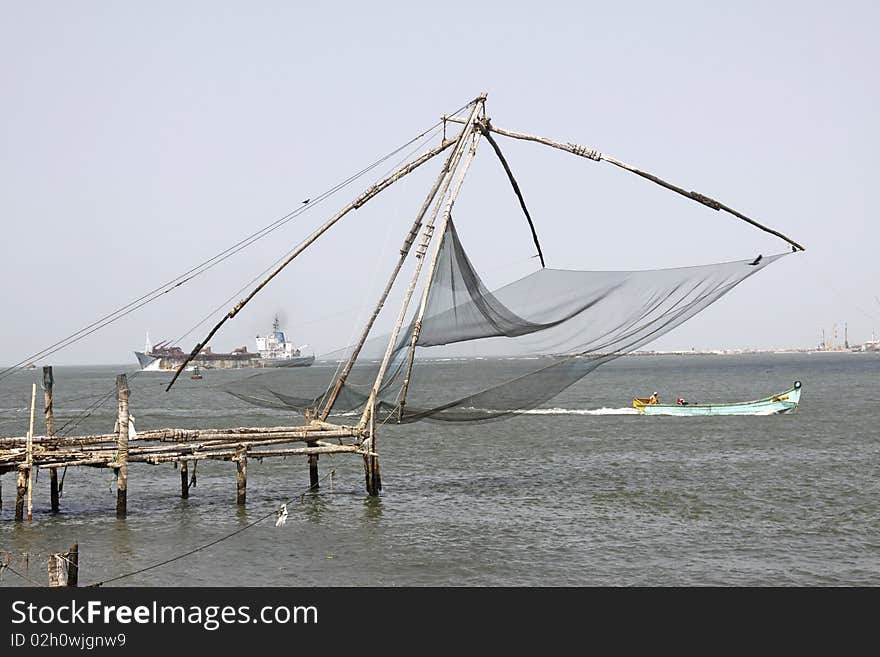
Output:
[{"xmin": 226, "ymin": 219, "xmax": 787, "ymax": 423}]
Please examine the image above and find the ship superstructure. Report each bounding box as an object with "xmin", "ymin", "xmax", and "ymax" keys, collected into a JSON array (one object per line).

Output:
[
  {"xmin": 255, "ymin": 316, "xmax": 315, "ymax": 367},
  {"xmin": 135, "ymin": 320, "xmax": 314, "ymax": 370}
]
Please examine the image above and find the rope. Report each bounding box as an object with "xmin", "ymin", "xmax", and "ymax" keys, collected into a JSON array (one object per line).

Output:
[
  {"xmin": 0, "ymin": 559, "xmax": 45, "ymax": 587},
  {"xmin": 169, "ymin": 123, "xmax": 448, "ymax": 350},
  {"xmin": 55, "ymin": 369, "xmax": 142, "ymax": 436},
  {"xmin": 85, "ymin": 468, "xmax": 336, "ymax": 587}
]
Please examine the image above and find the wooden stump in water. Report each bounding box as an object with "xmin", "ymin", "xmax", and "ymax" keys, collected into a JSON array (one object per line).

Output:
[
  {"xmin": 180, "ymin": 460, "xmax": 189, "ymax": 498},
  {"xmin": 15, "ymin": 468, "xmax": 26, "ymax": 521},
  {"xmin": 67, "ymin": 543, "xmax": 79, "ymax": 587},
  {"xmin": 235, "ymin": 450, "xmax": 247, "ymax": 505},
  {"xmin": 308, "ymin": 450, "xmax": 319, "ymax": 490}
]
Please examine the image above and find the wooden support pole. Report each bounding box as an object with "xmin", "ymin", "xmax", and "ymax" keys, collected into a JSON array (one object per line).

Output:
[
  {"xmin": 445, "ymin": 115, "xmax": 806, "ymax": 252},
  {"xmin": 320, "ymin": 99, "xmax": 484, "ymax": 421},
  {"xmin": 180, "ymin": 460, "xmax": 189, "ymax": 498},
  {"xmin": 67, "ymin": 543, "xmax": 78, "ymax": 587},
  {"xmin": 364, "ymin": 401, "xmax": 381, "ymax": 496},
  {"xmin": 44, "ymin": 366, "xmax": 59, "ymax": 513},
  {"xmin": 397, "ymin": 128, "xmax": 483, "ymax": 417},
  {"xmin": 359, "ymin": 95, "xmax": 487, "ymax": 429},
  {"xmin": 26, "ymin": 382, "xmax": 36, "ymax": 522},
  {"xmin": 15, "ymin": 468, "xmax": 26, "ymax": 521},
  {"xmin": 308, "ymin": 450, "xmax": 319, "ymax": 490},
  {"xmin": 115, "ymin": 374, "xmax": 130, "ymax": 518},
  {"xmin": 235, "ymin": 449, "xmax": 247, "ymax": 505}
]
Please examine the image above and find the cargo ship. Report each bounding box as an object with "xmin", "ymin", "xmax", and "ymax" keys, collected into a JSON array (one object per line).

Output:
[{"xmin": 135, "ymin": 318, "xmax": 314, "ymax": 370}]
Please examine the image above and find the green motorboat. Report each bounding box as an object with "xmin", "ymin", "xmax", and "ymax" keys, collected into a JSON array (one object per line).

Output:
[{"xmin": 633, "ymin": 381, "xmax": 802, "ymax": 416}]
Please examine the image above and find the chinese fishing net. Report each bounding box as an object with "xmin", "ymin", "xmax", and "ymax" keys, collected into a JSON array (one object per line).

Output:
[{"xmin": 226, "ymin": 218, "xmax": 787, "ymax": 423}]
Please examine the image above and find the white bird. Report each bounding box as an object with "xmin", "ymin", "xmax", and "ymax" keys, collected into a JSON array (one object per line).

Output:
[{"xmin": 275, "ymin": 503, "xmax": 288, "ymax": 527}]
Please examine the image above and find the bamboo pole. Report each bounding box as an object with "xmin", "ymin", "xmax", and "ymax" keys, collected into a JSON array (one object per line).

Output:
[
  {"xmin": 26, "ymin": 382, "xmax": 36, "ymax": 521},
  {"xmin": 115, "ymin": 374, "xmax": 129, "ymax": 517},
  {"xmin": 165, "ymin": 133, "xmax": 462, "ymax": 392},
  {"xmin": 138, "ymin": 443, "xmax": 360, "ymax": 465},
  {"xmin": 31, "ymin": 431, "xmax": 365, "ymax": 469},
  {"xmin": 43, "ymin": 366, "xmax": 59, "ymax": 513},
  {"xmin": 358, "ymin": 95, "xmax": 486, "ymax": 430},
  {"xmin": 0, "ymin": 422, "xmax": 361, "ymax": 448},
  {"xmin": 397, "ymin": 129, "xmax": 483, "ymax": 419},
  {"xmin": 320, "ymin": 98, "xmax": 487, "ymax": 421},
  {"xmin": 446, "ymin": 116, "xmax": 806, "ymax": 252}
]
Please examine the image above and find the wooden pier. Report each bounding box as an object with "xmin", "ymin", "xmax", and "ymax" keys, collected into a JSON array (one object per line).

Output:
[{"xmin": 0, "ymin": 368, "xmax": 374, "ymax": 520}]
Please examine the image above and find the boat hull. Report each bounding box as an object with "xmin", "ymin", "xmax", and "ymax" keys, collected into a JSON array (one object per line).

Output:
[
  {"xmin": 134, "ymin": 351, "xmax": 161, "ymax": 370},
  {"xmin": 634, "ymin": 382, "xmax": 802, "ymax": 416},
  {"xmin": 256, "ymin": 355, "xmax": 315, "ymax": 368}
]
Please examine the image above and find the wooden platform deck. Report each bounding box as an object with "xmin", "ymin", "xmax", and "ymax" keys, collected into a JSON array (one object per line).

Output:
[{"xmin": 0, "ymin": 369, "xmax": 374, "ymax": 521}]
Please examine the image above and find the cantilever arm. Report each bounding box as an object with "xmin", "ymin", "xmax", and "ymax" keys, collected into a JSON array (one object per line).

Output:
[{"xmin": 446, "ymin": 116, "xmax": 806, "ymax": 253}]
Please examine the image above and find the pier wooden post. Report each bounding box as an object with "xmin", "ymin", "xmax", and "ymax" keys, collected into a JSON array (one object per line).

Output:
[
  {"xmin": 48, "ymin": 553, "xmax": 65, "ymax": 587},
  {"xmin": 26, "ymin": 382, "xmax": 36, "ymax": 521},
  {"xmin": 15, "ymin": 468, "xmax": 26, "ymax": 521},
  {"xmin": 115, "ymin": 374, "xmax": 129, "ymax": 518},
  {"xmin": 235, "ymin": 449, "xmax": 247, "ymax": 505},
  {"xmin": 180, "ymin": 460, "xmax": 189, "ymax": 498},
  {"xmin": 364, "ymin": 404, "xmax": 381, "ymax": 496},
  {"xmin": 67, "ymin": 543, "xmax": 78, "ymax": 587},
  {"xmin": 308, "ymin": 449, "xmax": 319, "ymax": 490},
  {"xmin": 44, "ymin": 367, "xmax": 60, "ymax": 513},
  {"xmin": 47, "ymin": 543, "xmax": 77, "ymax": 587}
]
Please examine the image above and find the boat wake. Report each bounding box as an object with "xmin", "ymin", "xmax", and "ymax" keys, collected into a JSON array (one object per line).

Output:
[{"xmin": 516, "ymin": 407, "xmax": 640, "ymax": 416}]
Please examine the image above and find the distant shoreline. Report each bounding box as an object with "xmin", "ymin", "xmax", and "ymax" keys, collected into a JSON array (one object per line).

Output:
[
  {"xmin": 628, "ymin": 347, "xmax": 879, "ymax": 356},
  {"xmin": 4, "ymin": 347, "xmax": 877, "ymax": 370}
]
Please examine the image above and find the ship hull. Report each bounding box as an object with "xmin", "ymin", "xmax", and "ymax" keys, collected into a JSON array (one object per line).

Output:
[
  {"xmin": 134, "ymin": 351, "xmax": 314, "ymax": 370},
  {"xmin": 135, "ymin": 351, "xmax": 162, "ymax": 370},
  {"xmin": 134, "ymin": 351, "xmax": 261, "ymax": 371},
  {"xmin": 256, "ymin": 355, "xmax": 315, "ymax": 368}
]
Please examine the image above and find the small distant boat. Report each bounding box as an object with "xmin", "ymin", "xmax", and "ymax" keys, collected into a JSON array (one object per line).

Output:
[
  {"xmin": 633, "ymin": 381, "xmax": 802, "ymax": 416},
  {"xmin": 190, "ymin": 366, "xmax": 203, "ymax": 380}
]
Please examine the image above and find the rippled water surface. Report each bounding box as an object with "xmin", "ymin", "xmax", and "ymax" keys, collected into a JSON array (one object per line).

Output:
[{"xmin": 1, "ymin": 352, "xmax": 878, "ymax": 586}]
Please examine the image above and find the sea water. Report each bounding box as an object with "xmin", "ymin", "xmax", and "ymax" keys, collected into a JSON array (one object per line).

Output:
[{"xmin": 1, "ymin": 352, "xmax": 877, "ymax": 586}]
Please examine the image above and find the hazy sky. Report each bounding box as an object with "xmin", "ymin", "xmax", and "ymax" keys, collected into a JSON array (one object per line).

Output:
[{"xmin": 2, "ymin": 1, "xmax": 877, "ymax": 366}]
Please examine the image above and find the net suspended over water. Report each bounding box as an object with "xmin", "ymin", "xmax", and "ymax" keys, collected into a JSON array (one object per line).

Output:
[{"xmin": 226, "ymin": 217, "xmax": 788, "ymax": 423}]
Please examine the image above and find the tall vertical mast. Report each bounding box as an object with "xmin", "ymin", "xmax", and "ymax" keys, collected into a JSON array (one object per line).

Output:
[
  {"xmin": 319, "ymin": 99, "xmax": 484, "ymax": 421},
  {"xmin": 396, "ymin": 125, "xmax": 484, "ymax": 419},
  {"xmin": 357, "ymin": 94, "xmax": 487, "ymax": 429}
]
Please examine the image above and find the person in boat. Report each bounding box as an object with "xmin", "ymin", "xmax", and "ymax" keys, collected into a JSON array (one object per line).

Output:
[
  {"xmin": 676, "ymin": 397, "xmax": 689, "ymax": 406},
  {"xmin": 648, "ymin": 391, "xmax": 660, "ymax": 404}
]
